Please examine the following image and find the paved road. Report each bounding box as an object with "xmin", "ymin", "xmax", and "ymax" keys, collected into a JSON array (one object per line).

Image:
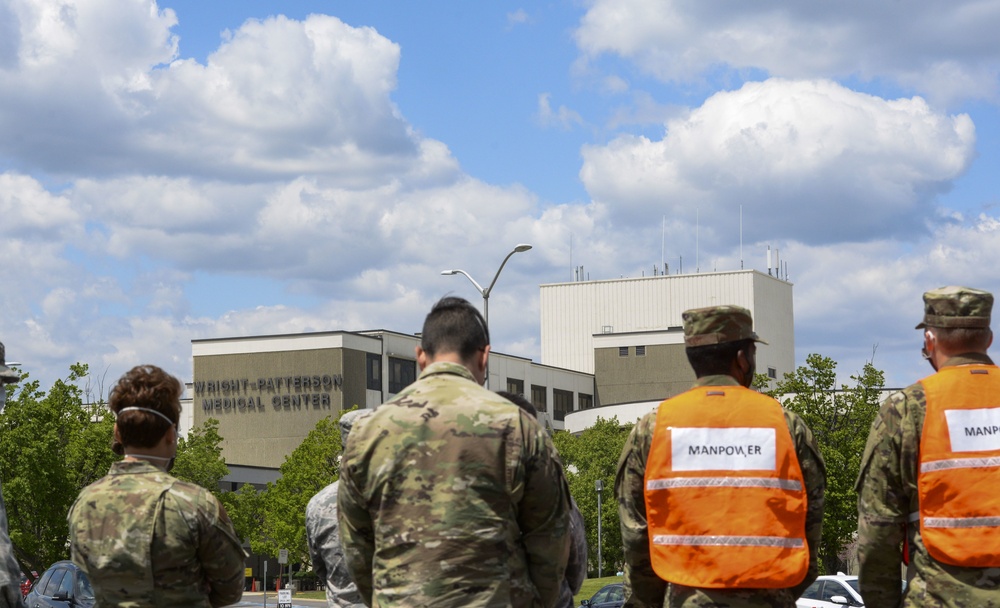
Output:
[{"xmin": 234, "ymin": 592, "xmax": 328, "ymax": 608}]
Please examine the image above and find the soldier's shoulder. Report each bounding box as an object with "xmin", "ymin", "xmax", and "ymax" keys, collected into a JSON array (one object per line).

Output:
[{"xmin": 306, "ymin": 482, "xmax": 339, "ymax": 524}]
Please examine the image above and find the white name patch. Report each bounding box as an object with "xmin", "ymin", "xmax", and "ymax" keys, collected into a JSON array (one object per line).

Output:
[
  {"xmin": 945, "ymin": 407, "xmax": 1000, "ymax": 452},
  {"xmin": 670, "ymin": 427, "xmax": 776, "ymax": 471}
]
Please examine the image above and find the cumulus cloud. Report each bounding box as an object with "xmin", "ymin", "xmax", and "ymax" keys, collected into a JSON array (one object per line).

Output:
[
  {"xmin": 581, "ymin": 79, "xmax": 975, "ymax": 245},
  {"xmin": 536, "ymin": 93, "xmax": 585, "ymax": 130},
  {"xmin": 574, "ymin": 0, "xmax": 1000, "ymax": 105}
]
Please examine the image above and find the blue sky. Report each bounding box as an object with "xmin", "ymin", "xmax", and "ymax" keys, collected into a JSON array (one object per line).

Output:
[{"xmin": 2, "ymin": 0, "xmax": 1000, "ymax": 394}]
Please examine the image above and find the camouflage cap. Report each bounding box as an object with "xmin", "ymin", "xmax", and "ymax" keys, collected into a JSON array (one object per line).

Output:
[
  {"xmin": 339, "ymin": 408, "xmax": 373, "ymax": 449},
  {"xmin": 915, "ymin": 286, "xmax": 993, "ymax": 329},
  {"xmin": 682, "ymin": 305, "xmax": 768, "ymax": 347}
]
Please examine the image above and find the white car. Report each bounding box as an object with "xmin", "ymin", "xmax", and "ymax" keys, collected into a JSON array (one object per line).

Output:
[{"xmin": 796, "ymin": 574, "xmax": 864, "ymax": 607}]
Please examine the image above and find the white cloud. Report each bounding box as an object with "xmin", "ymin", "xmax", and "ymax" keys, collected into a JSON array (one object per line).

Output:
[
  {"xmin": 506, "ymin": 9, "xmax": 530, "ymax": 28},
  {"xmin": 537, "ymin": 93, "xmax": 585, "ymax": 130},
  {"xmin": 580, "ymin": 79, "xmax": 975, "ymax": 245},
  {"xmin": 574, "ymin": 0, "xmax": 1000, "ymax": 105}
]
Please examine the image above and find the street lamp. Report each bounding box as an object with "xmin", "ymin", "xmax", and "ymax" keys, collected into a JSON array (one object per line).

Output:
[
  {"xmin": 595, "ymin": 478, "xmax": 604, "ymax": 578},
  {"xmin": 0, "ymin": 341, "xmax": 19, "ymax": 409},
  {"xmin": 441, "ymin": 243, "xmax": 533, "ymax": 389}
]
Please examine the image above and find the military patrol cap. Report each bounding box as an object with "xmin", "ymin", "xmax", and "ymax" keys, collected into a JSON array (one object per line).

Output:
[
  {"xmin": 339, "ymin": 409, "xmax": 372, "ymax": 448},
  {"xmin": 0, "ymin": 342, "xmax": 18, "ymax": 384},
  {"xmin": 915, "ymin": 286, "xmax": 993, "ymax": 329},
  {"xmin": 916, "ymin": 286, "xmax": 993, "ymax": 329},
  {"xmin": 682, "ymin": 305, "xmax": 768, "ymax": 347}
]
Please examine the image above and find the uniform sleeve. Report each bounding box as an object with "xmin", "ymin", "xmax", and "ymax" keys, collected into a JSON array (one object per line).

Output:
[
  {"xmin": 195, "ymin": 494, "xmax": 248, "ymax": 608},
  {"xmin": 565, "ymin": 499, "xmax": 588, "ymax": 596},
  {"xmin": 337, "ymin": 443, "xmax": 376, "ymax": 606},
  {"xmin": 304, "ymin": 494, "xmax": 329, "ymax": 589},
  {"xmin": 615, "ymin": 417, "xmax": 667, "ymax": 608},
  {"xmin": 307, "ymin": 485, "xmax": 364, "ymax": 607},
  {"xmin": 856, "ymin": 390, "xmax": 910, "ymax": 608},
  {"xmin": 517, "ymin": 419, "xmax": 572, "ymax": 608},
  {"xmin": 786, "ymin": 412, "xmax": 827, "ymax": 599},
  {"xmin": 0, "ymin": 483, "xmax": 25, "ymax": 608}
]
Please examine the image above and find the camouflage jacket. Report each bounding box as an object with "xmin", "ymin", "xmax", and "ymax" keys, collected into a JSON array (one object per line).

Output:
[
  {"xmin": 557, "ymin": 498, "xmax": 588, "ymax": 608},
  {"xmin": 68, "ymin": 460, "xmax": 247, "ymax": 608},
  {"xmin": 305, "ymin": 481, "xmax": 365, "ymax": 607},
  {"xmin": 616, "ymin": 375, "xmax": 827, "ymax": 608},
  {"xmin": 856, "ymin": 353, "xmax": 1000, "ymax": 607},
  {"xmin": 0, "ymin": 481, "xmax": 25, "ymax": 608},
  {"xmin": 338, "ymin": 361, "xmax": 572, "ymax": 608}
]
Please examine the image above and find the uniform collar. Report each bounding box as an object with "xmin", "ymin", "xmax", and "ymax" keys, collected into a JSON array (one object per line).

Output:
[
  {"xmin": 692, "ymin": 374, "xmax": 741, "ymax": 387},
  {"xmin": 109, "ymin": 459, "xmax": 166, "ymax": 475},
  {"xmin": 418, "ymin": 360, "xmax": 478, "ymax": 383},
  {"xmin": 941, "ymin": 352, "xmax": 995, "ymax": 368}
]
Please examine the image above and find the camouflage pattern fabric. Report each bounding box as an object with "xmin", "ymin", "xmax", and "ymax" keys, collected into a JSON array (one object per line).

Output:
[
  {"xmin": 557, "ymin": 498, "xmax": 588, "ymax": 608},
  {"xmin": 68, "ymin": 460, "xmax": 247, "ymax": 608},
  {"xmin": 0, "ymin": 481, "xmax": 25, "ymax": 608},
  {"xmin": 914, "ymin": 286, "xmax": 993, "ymax": 329},
  {"xmin": 616, "ymin": 375, "xmax": 827, "ymax": 608},
  {"xmin": 682, "ymin": 305, "xmax": 767, "ymax": 347},
  {"xmin": 306, "ymin": 481, "xmax": 365, "ymax": 607},
  {"xmin": 338, "ymin": 361, "xmax": 572, "ymax": 608},
  {"xmin": 856, "ymin": 353, "xmax": 1000, "ymax": 607}
]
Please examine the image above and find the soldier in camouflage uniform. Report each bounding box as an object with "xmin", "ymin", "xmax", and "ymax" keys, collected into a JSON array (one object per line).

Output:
[
  {"xmin": 338, "ymin": 296, "xmax": 572, "ymax": 607},
  {"xmin": 305, "ymin": 409, "xmax": 371, "ymax": 608},
  {"xmin": 616, "ymin": 305, "xmax": 826, "ymax": 608},
  {"xmin": 67, "ymin": 364, "xmax": 247, "ymax": 608},
  {"xmin": 857, "ymin": 286, "xmax": 1000, "ymax": 606},
  {"xmin": 0, "ymin": 343, "xmax": 25, "ymax": 608}
]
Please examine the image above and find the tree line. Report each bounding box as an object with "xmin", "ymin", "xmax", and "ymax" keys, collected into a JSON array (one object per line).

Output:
[{"xmin": 0, "ymin": 354, "xmax": 883, "ymax": 579}]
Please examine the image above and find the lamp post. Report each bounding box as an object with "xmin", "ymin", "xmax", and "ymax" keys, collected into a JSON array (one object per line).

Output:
[
  {"xmin": 595, "ymin": 478, "xmax": 604, "ymax": 578},
  {"xmin": 441, "ymin": 243, "xmax": 532, "ymax": 389},
  {"xmin": 0, "ymin": 342, "xmax": 19, "ymax": 408}
]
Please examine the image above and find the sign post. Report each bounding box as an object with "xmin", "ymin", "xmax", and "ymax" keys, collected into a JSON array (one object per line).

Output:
[
  {"xmin": 277, "ymin": 588, "xmax": 292, "ymax": 608},
  {"xmin": 278, "ymin": 549, "xmax": 288, "ymax": 594}
]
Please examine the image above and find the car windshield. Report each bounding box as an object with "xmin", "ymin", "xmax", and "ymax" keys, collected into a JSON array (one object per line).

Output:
[{"xmin": 846, "ymin": 578, "xmax": 860, "ymax": 593}]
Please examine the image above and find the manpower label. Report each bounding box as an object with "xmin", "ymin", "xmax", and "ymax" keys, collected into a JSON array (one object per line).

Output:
[{"xmin": 670, "ymin": 427, "xmax": 776, "ymax": 471}]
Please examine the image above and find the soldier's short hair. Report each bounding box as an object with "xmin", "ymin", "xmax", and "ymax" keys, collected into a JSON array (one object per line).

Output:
[
  {"xmin": 420, "ymin": 296, "xmax": 490, "ymax": 361},
  {"xmin": 496, "ymin": 390, "xmax": 537, "ymax": 418},
  {"xmin": 686, "ymin": 339, "xmax": 755, "ymax": 377},
  {"xmin": 930, "ymin": 326, "xmax": 993, "ymax": 353},
  {"xmin": 110, "ymin": 364, "xmax": 182, "ymax": 449}
]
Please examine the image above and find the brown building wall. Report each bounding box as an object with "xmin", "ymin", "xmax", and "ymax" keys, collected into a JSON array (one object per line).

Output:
[
  {"xmin": 192, "ymin": 348, "xmax": 349, "ymax": 469},
  {"xmin": 341, "ymin": 347, "xmax": 369, "ymax": 410},
  {"xmin": 594, "ymin": 343, "xmax": 695, "ymax": 406}
]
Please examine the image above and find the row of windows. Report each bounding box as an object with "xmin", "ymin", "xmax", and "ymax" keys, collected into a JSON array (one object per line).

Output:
[
  {"xmin": 619, "ymin": 345, "xmax": 646, "ymax": 357},
  {"xmin": 367, "ymin": 357, "xmax": 594, "ymax": 422}
]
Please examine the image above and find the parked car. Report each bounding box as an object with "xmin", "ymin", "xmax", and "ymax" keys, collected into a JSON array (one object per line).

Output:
[
  {"xmin": 24, "ymin": 561, "xmax": 95, "ymax": 608},
  {"xmin": 20, "ymin": 571, "xmax": 38, "ymax": 598},
  {"xmin": 797, "ymin": 574, "xmax": 864, "ymax": 607},
  {"xmin": 580, "ymin": 582, "xmax": 625, "ymax": 608}
]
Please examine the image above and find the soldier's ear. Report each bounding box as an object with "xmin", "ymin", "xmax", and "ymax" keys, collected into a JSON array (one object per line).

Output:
[{"xmin": 416, "ymin": 346, "xmax": 429, "ymax": 371}]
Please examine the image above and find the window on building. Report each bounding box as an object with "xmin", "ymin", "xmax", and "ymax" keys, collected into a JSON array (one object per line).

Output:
[
  {"xmin": 553, "ymin": 389, "xmax": 573, "ymax": 421},
  {"xmin": 636, "ymin": 345, "xmax": 646, "ymax": 356},
  {"xmin": 367, "ymin": 353, "xmax": 382, "ymax": 391},
  {"xmin": 619, "ymin": 346, "xmax": 629, "ymax": 357},
  {"xmin": 579, "ymin": 393, "xmax": 593, "ymax": 410},
  {"xmin": 531, "ymin": 384, "xmax": 547, "ymax": 412},
  {"xmin": 388, "ymin": 357, "xmax": 417, "ymax": 393},
  {"xmin": 768, "ymin": 367, "xmax": 777, "ymax": 380},
  {"xmin": 507, "ymin": 378, "xmax": 524, "ymax": 396}
]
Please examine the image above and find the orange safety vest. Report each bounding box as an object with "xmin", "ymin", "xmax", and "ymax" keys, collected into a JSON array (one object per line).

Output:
[
  {"xmin": 643, "ymin": 385, "xmax": 808, "ymax": 589},
  {"xmin": 919, "ymin": 364, "xmax": 1000, "ymax": 567}
]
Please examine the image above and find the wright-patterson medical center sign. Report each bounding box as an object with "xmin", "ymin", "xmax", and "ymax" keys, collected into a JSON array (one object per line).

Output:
[{"xmin": 195, "ymin": 374, "xmax": 345, "ymax": 414}]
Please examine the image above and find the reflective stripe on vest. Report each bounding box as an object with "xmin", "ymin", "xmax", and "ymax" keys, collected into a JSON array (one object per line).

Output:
[
  {"xmin": 919, "ymin": 364, "xmax": 1000, "ymax": 567},
  {"xmin": 643, "ymin": 385, "xmax": 808, "ymax": 589}
]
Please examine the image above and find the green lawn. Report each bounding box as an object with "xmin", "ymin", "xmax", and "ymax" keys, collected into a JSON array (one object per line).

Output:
[
  {"xmin": 287, "ymin": 575, "xmax": 625, "ymax": 604},
  {"xmin": 575, "ymin": 575, "xmax": 624, "ymax": 605}
]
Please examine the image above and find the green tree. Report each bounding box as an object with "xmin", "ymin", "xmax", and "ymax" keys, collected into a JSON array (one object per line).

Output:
[
  {"xmin": 0, "ymin": 364, "xmax": 117, "ymax": 574},
  {"xmin": 553, "ymin": 416, "xmax": 634, "ymax": 576},
  {"xmin": 172, "ymin": 418, "xmax": 230, "ymax": 492},
  {"xmin": 768, "ymin": 353, "xmax": 884, "ymax": 574},
  {"xmin": 255, "ymin": 411, "xmax": 347, "ymax": 565}
]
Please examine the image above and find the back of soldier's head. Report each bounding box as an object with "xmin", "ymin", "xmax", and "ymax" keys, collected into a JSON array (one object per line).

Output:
[
  {"xmin": 682, "ymin": 305, "xmax": 765, "ymax": 378},
  {"xmin": 111, "ymin": 364, "xmax": 182, "ymax": 449},
  {"xmin": 420, "ymin": 297, "xmax": 490, "ymax": 361},
  {"xmin": 916, "ymin": 286, "xmax": 994, "ymax": 353}
]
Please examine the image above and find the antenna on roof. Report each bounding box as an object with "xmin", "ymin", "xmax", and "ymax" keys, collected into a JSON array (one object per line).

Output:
[
  {"xmin": 696, "ymin": 209, "xmax": 700, "ymax": 273},
  {"xmin": 661, "ymin": 215, "xmax": 665, "ymax": 277},
  {"xmin": 767, "ymin": 245, "xmax": 772, "ymax": 276}
]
